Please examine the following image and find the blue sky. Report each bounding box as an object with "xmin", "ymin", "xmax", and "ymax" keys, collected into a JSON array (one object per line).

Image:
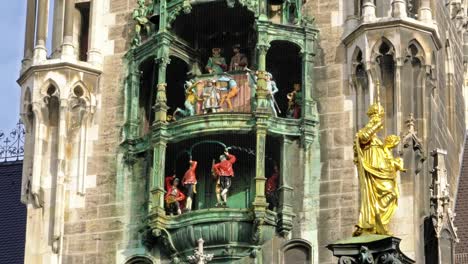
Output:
[{"xmin": 0, "ymin": 2, "xmax": 26, "ymax": 130}]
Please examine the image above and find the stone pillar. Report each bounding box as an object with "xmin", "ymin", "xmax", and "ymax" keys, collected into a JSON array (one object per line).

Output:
[
  {"xmin": 88, "ymin": 0, "xmax": 103, "ymax": 65},
  {"xmin": 61, "ymin": 0, "xmax": 75, "ymax": 59},
  {"xmin": 52, "ymin": 99, "xmax": 68, "ymax": 254},
  {"xmin": 361, "ymin": 0, "xmax": 376, "ymax": 22},
  {"xmin": 153, "ymin": 35, "xmax": 171, "ymax": 124},
  {"xmin": 277, "ymin": 137, "xmax": 295, "ymax": 236},
  {"xmin": 151, "ymin": 137, "xmax": 167, "ymax": 215},
  {"xmin": 129, "ymin": 67, "xmax": 141, "ymax": 138},
  {"xmin": 253, "ymin": 120, "xmax": 268, "ymax": 209},
  {"xmin": 51, "ymin": 0, "xmax": 64, "ymax": 58},
  {"xmin": 34, "ymin": 0, "xmax": 50, "ymax": 62},
  {"xmin": 23, "ymin": 0, "xmax": 37, "ymax": 66},
  {"xmin": 418, "ymin": 0, "xmax": 433, "ymax": 23},
  {"xmin": 344, "ymin": 0, "xmax": 359, "ymax": 34},
  {"xmin": 391, "ymin": 0, "xmax": 407, "ymax": 18},
  {"xmin": 31, "ymin": 102, "xmax": 46, "ymax": 208}
]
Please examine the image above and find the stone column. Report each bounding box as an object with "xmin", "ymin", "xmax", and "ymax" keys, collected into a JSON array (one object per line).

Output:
[
  {"xmin": 277, "ymin": 137, "xmax": 295, "ymax": 236},
  {"xmin": 52, "ymin": 99, "xmax": 68, "ymax": 254},
  {"xmin": 61, "ymin": 0, "xmax": 75, "ymax": 59},
  {"xmin": 129, "ymin": 67, "xmax": 141, "ymax": 138},
  {"xmin": 88, "ymin": 0, "xmax": 103, "ymax": 65},
  {"xmin": 34, "ymin": 0, "xmax": 50, "ymax": 61},
  {"xmin": 51, "ymin": 0, "xmax": 64, "ymax": 58},
  {"xmin": 31, "ymin": 102, "xmax": 46, "ymax": 208},
  {"xmin": 418, "ymin": 0, "xmax": 432, "ymax": 23},
  {"xmin": 23, "ymin": 0, "xmax": 37, "ymax": 66},
  {"xmin": 344, "ymin": 0, "xmax": 359, "ymax": 34},
  {"xmin": 151, "ymin": 137, "xmax": 167, "ymax": 215},
  {"xmin": 153, "ymin": 35, "xmax": 171, "ymax": 124},
  {"xmin": 361, "ymin": 0, "xmax": 376, "ymax": 22},
  {"xmin": 391, "ymin": 0, "xmax": 407, "ymax": 18},
  {"xmin": 253, "ymin": 121, "xmax": 268, "ymax": 208}
]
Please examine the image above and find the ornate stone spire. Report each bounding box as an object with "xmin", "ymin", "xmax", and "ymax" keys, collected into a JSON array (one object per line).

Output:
[{"xmin": 187, "ymin": 238, "xmax": 214, "ymax": 264}]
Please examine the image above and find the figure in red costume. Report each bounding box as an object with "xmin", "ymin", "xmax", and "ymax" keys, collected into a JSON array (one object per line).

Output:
[
  {"xmin": 182, "ymin": 160, "xmax": 197, "ymax": 211},
  {"xmin": 212, "ymin": 150, "xmax": 236, "ymax": 207},
  {"xmin": 265, "ymin": 164, "xmax": 279, "ymax": 210},
  {"xmin": 164, "ymin": 177, "xmax": 185, "ymax": 215}
]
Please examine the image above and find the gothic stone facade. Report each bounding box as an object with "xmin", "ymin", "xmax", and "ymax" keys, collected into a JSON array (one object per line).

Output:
[{"xmin": 17, "ymin": 0, "xmax": 467, "ymax": 264}]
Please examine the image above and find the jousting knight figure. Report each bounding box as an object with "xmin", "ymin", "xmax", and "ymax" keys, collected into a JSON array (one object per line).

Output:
[
  {"xmin": 212, "ymin": 150, "xmax": 236, "ymax": 207},
  {"xmin": 182, "ymin": 159, "xmax": 198, "ymax": 212}
]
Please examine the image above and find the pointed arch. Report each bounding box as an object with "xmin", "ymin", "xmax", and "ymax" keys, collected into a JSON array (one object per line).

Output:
[
  {"xmin": 39, "ymin": 78, "xmax": 61, "ymax": 98},
  {"xmin": 371, "ymin": 37, "xmax": 396, "ymax": 134},
  {"xmin": 350, "ymin": 46, "xmax": 370, "ymax": 129}
]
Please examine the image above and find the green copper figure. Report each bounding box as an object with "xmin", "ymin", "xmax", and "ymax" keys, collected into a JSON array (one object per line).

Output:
[
  {"xmin": 132, "ymin": 0, "xmax": 152, "ymax": 46},
  {"xmin": 206, "ymin": 48, "xmax": 227, "ymax": 74}
]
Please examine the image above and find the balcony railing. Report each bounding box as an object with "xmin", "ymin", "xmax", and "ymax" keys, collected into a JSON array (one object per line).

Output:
[{"xmin": 0, "ymin": 120, "xmax": 25, "ymax": 162}]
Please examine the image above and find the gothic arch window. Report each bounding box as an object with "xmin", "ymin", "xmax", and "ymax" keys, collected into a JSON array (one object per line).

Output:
[
  {"xmin": 125, "ymin": 256, "xmax": 153, "ymax": 264},
  {"xmin": 445, "ymin": 40, "xmax": 455, "ymax": 131},
  {"xmin": 351, "ymin": 48, "xmax": 369, "ymax": 130},
  {"xmin": 373, "ymin": 39, "xmax": 396, "ymax": 134},
  {"xmin": 401, "ymin": 41, "xmax": 425, "ymax": 121},
  {"xmin": 281, "ymin": 239, "xmax": 312, "ymax": 264}
]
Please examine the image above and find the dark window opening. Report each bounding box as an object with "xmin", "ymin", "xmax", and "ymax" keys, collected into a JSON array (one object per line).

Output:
[
  {"xmin": 171, "ymin": 3, "xmax": 256, "ymax": 72},
  {"xmin": 166, "ymin": 56, "xmax": 189, "ymax": 118},
  {"xmin": 139, "ymin": 58, "xmax": 157, "ymax": 134},
  {"xmin": 266, "ymin": 41, "xmax": 302, "ymax": 118},
  {"xmin": 76, "ymin": 2, "xmax": 90, "ymax": 62}
]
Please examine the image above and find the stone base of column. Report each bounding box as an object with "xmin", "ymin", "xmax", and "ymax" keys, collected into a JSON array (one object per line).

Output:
[
  {"xmin": 87, "ymin": 49, "xmax": 103, "ymax": 66},
  {"xmin": 33, "ymin": 46, "xmax": 48, "ymax": 63},
  {"xmin": 362, "ymin": 3, "xmax": 376, "ymax": 23},
  {"xmin": 61, "ymin": 42, "xmax": 75, "ymax": 61},
  {"xmin": 327, "ymin": 235, "xmax": 415, "ymax": 264},
  {"xmin": 418, "ymin": 7, "xmax": 433, "ymax": 23},
  {"xmin": 21, "ymin": 58, "xmax": 32, "ymax": 72},
  {"xmin": 391, "ymin": 0, "xmax": 408, "ymax": 18}
]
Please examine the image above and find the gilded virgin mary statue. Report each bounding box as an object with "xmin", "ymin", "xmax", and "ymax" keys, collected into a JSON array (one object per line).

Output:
[{"xmin": 353, "ymin": 85, "xmax": 406, "ymax": 237}]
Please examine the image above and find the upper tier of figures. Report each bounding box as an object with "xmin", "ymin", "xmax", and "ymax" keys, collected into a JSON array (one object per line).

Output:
[{"xmin": 170, "ymin": 45, "xmax": 303, "ymax": 121}]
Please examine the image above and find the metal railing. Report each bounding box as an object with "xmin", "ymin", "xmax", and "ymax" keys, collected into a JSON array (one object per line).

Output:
[{"xmin": 0, "ymin": 120, "xmax": 25, "ymax": 162}]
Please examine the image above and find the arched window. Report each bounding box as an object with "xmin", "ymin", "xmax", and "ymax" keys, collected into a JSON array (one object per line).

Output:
[
  {"xmin": 125, "ymin": 256, "xmax": 153, "ymax": 264},
  {"xmin": 401, "ymin": 42, "xmax": 424, "ymax": 120},
  {"xmin": 374, "ymin": 39, "xmax": 396, "ymax": 134},
  {"xmin": 281, "ymin": 239, "xmax": 312, "ymax": 264},
  {"xmin": 351, "ymin": 48, "xmax": 369, "ymax": 130}
]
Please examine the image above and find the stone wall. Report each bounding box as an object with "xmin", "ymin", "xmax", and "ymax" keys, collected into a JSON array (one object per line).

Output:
[{"xmin": 62, "ymin": 1, "xmax": 136, "ymax": 263}]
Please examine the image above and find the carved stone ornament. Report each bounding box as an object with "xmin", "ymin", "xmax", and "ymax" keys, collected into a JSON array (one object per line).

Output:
[{"xmin": 328, "ymin": 235, "xmax": 415, "ymax": 264}]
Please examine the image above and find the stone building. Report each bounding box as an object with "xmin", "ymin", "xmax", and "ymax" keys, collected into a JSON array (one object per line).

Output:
[{"xmin": 16, "ymin": 0, "xmax": 467, "ymax": 263}]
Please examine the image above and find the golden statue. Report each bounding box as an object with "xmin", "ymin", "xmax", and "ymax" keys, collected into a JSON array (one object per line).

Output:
[{"xmin": 353, "ymin": 82, "xmax": 406, "ymax": 237}]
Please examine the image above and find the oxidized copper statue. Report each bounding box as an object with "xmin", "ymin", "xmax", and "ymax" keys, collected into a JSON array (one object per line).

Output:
[
  {"xmin": 353, "ymin": 83, "xmax": 406, "ymax": 237},
  {"xmin": 132, "ymin": 0, "xmax": 151, "ymax": 46}
]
